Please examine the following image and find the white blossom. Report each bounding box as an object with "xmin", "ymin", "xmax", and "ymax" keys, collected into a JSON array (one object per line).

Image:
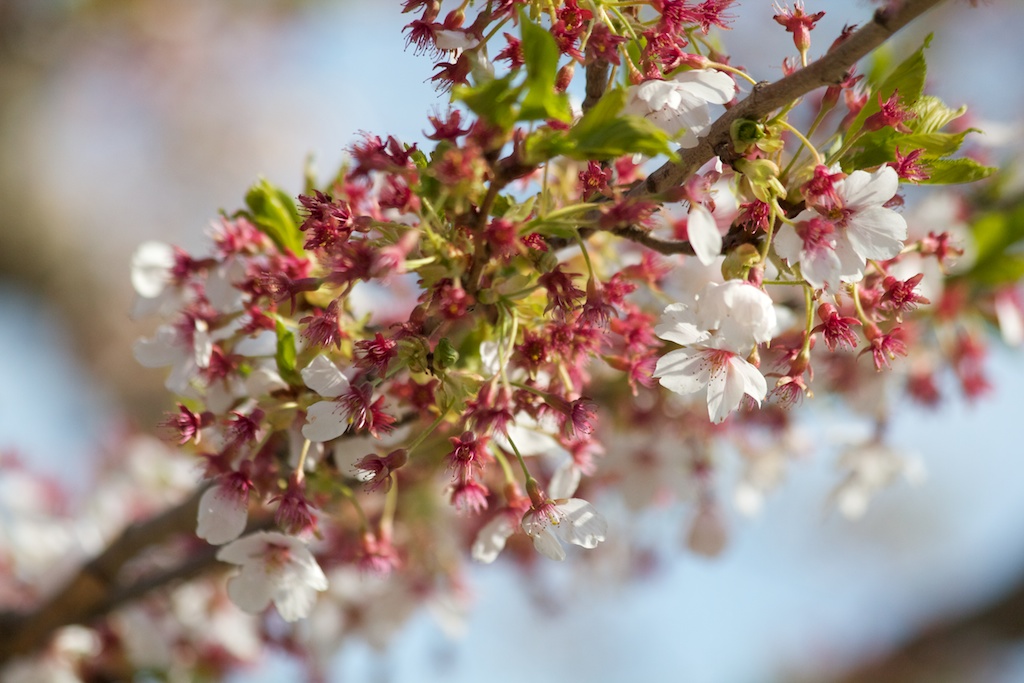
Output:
[
  {"xmin": 775, "ymin": 166, "xmax": 907, "ymax": 289},
  {"xmin": 653, "ymin": 280, "xmax": 775, "ymax": 423},
  {"xmin": 520, "ymin": 472, "xmax": 607, "ymax": 562},
  {"xmin": 622, "ymin": 69, "xmax": 736, "ymax": 148},
  {"xmin": 216, "ymin": 531, "xmax": 328, "ymax": 622}
]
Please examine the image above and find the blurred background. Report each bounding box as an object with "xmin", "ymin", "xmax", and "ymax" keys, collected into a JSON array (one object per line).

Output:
[{"xmin": 3, "ymin": 0, "xmax": 1024, "ymax": 680}]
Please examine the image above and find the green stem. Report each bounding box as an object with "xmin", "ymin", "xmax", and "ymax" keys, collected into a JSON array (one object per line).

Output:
[{"xmin": 405, "ymin": 404, "xmax": 451, "ymax": 455}]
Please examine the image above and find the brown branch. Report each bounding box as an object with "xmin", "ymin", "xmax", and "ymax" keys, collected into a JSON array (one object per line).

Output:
[
  {"xmin": 0, "ymin": 483, "xmax": 279, "ymax": 664},
  {"xmin": 550, "ymin": 0, "xmax": 946, "ymax": 257},
  {"xmin": 0, "ymin": 486, "xmax": 207, "ymax": 663},
  {"xmin": 565, "ymin": 0, "xmax": 946, "ymax": 258},
  {"xmin": 632, "ymin": 0, "xmax": 946, "ymax": 201},
  {"xmin": 825, "ymin": 558, "xmax": 1024, "ymax": 683},
  {"xmin": 582, "ymin": 56, "xmax": 610, "ymax": 114}
]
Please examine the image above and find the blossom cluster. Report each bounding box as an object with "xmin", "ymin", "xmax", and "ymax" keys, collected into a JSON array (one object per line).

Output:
[
  {"xmin": 125, "ymin": 0, "xmax": 1009, "ymax": 628},
  {"xmin": 6, "ymin": 0, "xmax": 1021, "ymax": 678}
]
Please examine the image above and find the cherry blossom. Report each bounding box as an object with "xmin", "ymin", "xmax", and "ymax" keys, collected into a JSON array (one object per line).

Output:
[
  {"xmin": 520, "ymin": 472, "xmax": 607, "ymax": 562},
  {"xmin": 775, "ymin": 166, "xmax": 908, "ymax": 289},
  {"xmin": 653, "ymin": 280, "xmax": 775, "ymax": 423},
  {"xmin": 216, "ymin": 531, "xmax": 328, "ymax": 622},
  {"xmin": 622, "ymin": 69, "xmax": 736, "ymax": 148}
]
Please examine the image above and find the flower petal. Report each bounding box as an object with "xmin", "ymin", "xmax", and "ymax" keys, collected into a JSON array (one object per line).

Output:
[
  {"xmin": 196, "ymin": 485, "xmax": 248, "ymax": 545},
  {"xmin": 302, "ymin": 401, "xmax": 349, "ymax": 442},
  {"xmin": 557, "ymin": 498, "xmax": 607, "ymax": 549},
  {"xmin": 654, "ymin": 348, "xmax": 710, "ymax": 396},
  {"xmin": 671, "ymin": 69, "xmax": 737, "ymax": 105},
  {"xmin": 838, "ymin": 167, "xmax": 899, "ymax": 210},
  {"xmin": 130, "ymin": 241, "xmax": 175, "ymax": 299},
  {"xmin": 301, "ymin": 355, "xmax": 350, "ymax": 398},
  {"xmin": 471, "ymin": 514, "xmax": 516, "ymax": 564},
  {"xmin": 846, "ymin": 207, "xmax": 907, "ymax": 261},
  {"xmin": 548, "ymin": 460, "xmax": 581, "ymax": 500},
  {"xmin": 529, "ymin": 526, "xmax": 566, "ymax": 561},
  {"xmin": 225, "ymin": 564, "xmax": 274, "ymax": 615},
  {"xmin": 687, "ymin": 204, "xmax": 723, "ymax": 266}
]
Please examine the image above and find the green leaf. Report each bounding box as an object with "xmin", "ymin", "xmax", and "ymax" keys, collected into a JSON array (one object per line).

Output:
[
  {"xmin": 454, "ymin": 75, "xmax": 522, "ymax": 130},
  {"xmin": 503, "ymin": 195, "xmax": 538, "ymax": 223},
  {"xmin": 963, "ymin": 207, "xmax": 1024, "ymax": 286},
  {"xmin": 519, "ymin": 18, "xmax": 572, "ymax": 122},
  {"xmin": 845, "ymin": 129, "xmax": 974, "ymax": 170},
  {"xmin": 274, "ymin": 320, "xmax": 302, "ymax": 386},
  {"xmin": 244, "ymin": 178, "xmax": 304, "ymax": 255},
  {"xmin": 565, "ymin": 89, "xmax": 676, "ymax": 160},
  {"xmin": 922, "ymin": 158, "xmax": 996, "ymax": 185},
  {"xmin": 912, "ymin": 95, "xmax": 967, "ymax": 134},
  {"xmin": 523, "ymin": 126, "xmax": 575, "ymax": 163},
  {"xmin": 850, "ymin": 34, "xmax": 932, "ymax": 136}
]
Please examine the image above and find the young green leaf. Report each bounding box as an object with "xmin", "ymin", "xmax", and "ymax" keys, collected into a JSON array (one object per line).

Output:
[{"xmin": 244, "ymin": 178, "xmax": 305, "ymax": 255}]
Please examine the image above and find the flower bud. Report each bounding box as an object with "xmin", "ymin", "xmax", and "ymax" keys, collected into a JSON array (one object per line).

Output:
[
  {"xmin": 434, "ymin": 337, "xmax": 460, "ymax": 370},
  {"xmin": 721, "ymin": 243, "xmax": 761, "ymax": 281}
]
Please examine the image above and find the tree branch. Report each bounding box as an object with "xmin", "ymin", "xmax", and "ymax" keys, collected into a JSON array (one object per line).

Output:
[
  {"xmin": 0, "ymin": 486, "xmax": 209, "ymax": 663},
  {"xmin": 825, "ymin": 558, "xmax": 1024, "ymax": 683},
  {"xmin": 572, "ymin": 0, "xmax": 946, "ymax": 257},
  {"xmin": 582, "ymin": 56, "xmax": 610, "ymax": 114},
  {"xmin": 633, "ymin": 0, "xmax": 945, "ymax": 200}
]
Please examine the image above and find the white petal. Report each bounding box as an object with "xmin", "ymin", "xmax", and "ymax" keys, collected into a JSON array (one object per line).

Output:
[
  {"xmin": 433, "ymin": 28, "xmax": 479, "ymax": 51},
  {"xmin": 225, "ymin": 564, "xmax": 274, "ymax": 615},
  {"xmin": 287, "ymin": 550, "xmax": 329, "ymax": 592},
  {"xmin": 996, "ymin": 292, "xmax": 1024, "ymax": 346},
  {"xmin": 302, "ymin": 401, "xmax": 349, "ymax": 442},
  {"xmin": 799, "ymin": 243, "xmax": 842, "ymax": 291},
  {"xmin": 131, "ymin": 241, "xmax": 175, "ymax": 298},
  {"xmin": 479, "ymin": 340, "xmax": 502, "ymax": 377},
  {"xmin": 205, "ymin": 259, "xmax": 246, "ymax": 312},
  {"xmin": 671, "ymin": 69, "xmax": 737, "ymax": 105},
  {"xmin": 301, "ymin": 355, "xmax": 350, "ymax": 398},
  {"xmin": 471, "ymin": 514, "xmax": 516, "ymax": 564},
  {"xmin": 709, "ymin": 281, "xmax": 778, "ymax": 349},
  {"xmin": 216, "ymin": 532, "xmax": 271, "ymax": 565},
  {"xmin": 495, "ymin": 416, "xmax": 560, "ymax": 457},
  {"xmin": 192, "ymin": 321, "xmax": 213, "ymax": 368},
  {"xmin": 530, "ymin": 526, "xmax": 566, "ymax": 561},
  {"xmin": 548, "ymin": 461, "xmax": 581, "ymax": 500},
  {"xmin": 133, "ymin": 326, "xmax": 181, "ymax": 368},
  {"xmin": 633, "ymin": 79, "xmax": 679, "ymax": 111},
  {"xmin": 838, "ymin": 166, "xmax": 899, "ymax": 211},
  {"xmin": 730, "ymin": 355, "xmax": 768, "ymax": 403},
  {"xmin": 655, "ymin": 348, "xmax": 711, "ymax": 396},
  {"xmin": 245, "ymin": 366, "xmax": 289, "ymax": 397},
  {"xmin": 846, "ymin": 207, "xmax": 907, "ymax": 261},
  {"xmin": 556, "ymin": 498, "xmax": 607, "ymax": 548},
  {"xmin": 234, "ymin": 330, "xmax": 278, "ymax": 357},
  {"xmin": 705, "ymin": 363, "xmax": 734, "ymax": 424},
  {"xmin": 834, "ymin": 233, "xmax": 867, "ymax": 283},
  {"xmin": 687, "ymin": 204, "xmax": 723, "ymax": 266},
  {"xmin": 273, "ymin": 580, "xmax": 320, "ymax": 622},
  {"xmin": 655, "ymin": 303, "xmax": 708, "ymax": 346},
  {"xmin": 196, "ymin": 486, "xmax": 248, "ymax": 545},
  {"xmin": 772, "ymin": 223, "xmax": 803, "ymax": 264}
]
